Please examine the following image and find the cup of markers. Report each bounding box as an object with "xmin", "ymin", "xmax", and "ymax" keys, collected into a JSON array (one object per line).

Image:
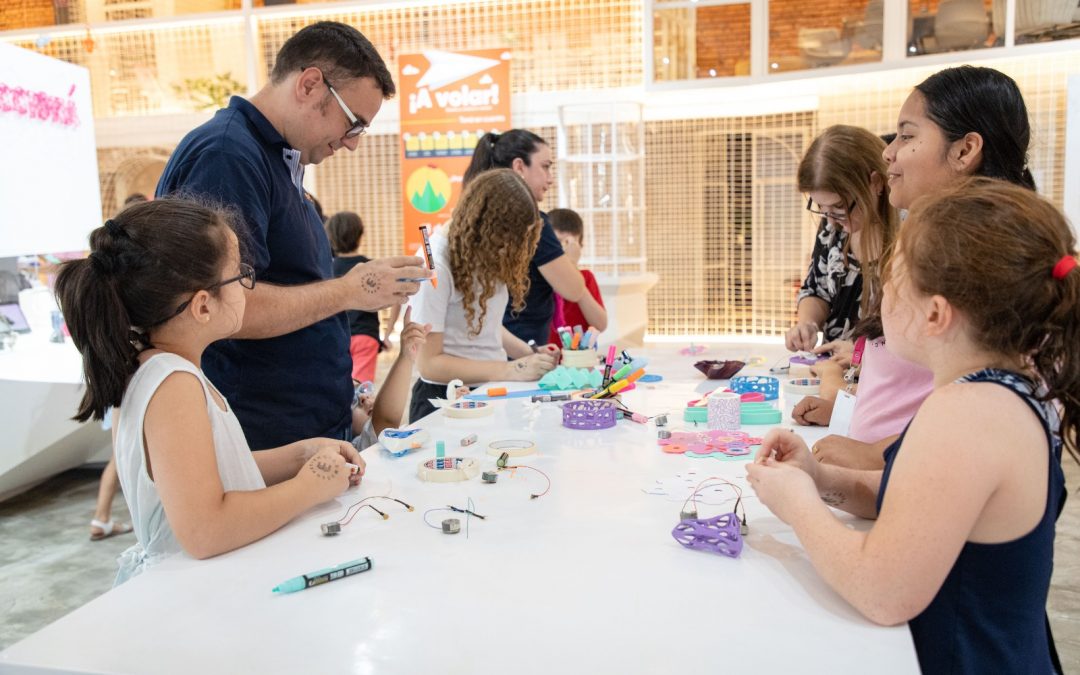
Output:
[{"xmin": 557, "ymin": 325, "xmax": 599, "ymax": 369}]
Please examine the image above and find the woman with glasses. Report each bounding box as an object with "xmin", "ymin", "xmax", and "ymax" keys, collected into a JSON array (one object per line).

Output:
[
  {"xmin": 54, "ymin": 198, "xmax": 366, "ymax": 584},
  {"xmin": 787, "ymin": 125, "xmax": 898, "ymax": 354}
]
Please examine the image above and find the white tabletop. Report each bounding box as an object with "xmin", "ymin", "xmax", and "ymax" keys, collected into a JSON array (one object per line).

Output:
[
  {"xmin": 0, "ymin": 335, "xmax": 85, "ymax": 384},
  {"xmin": 0, "ymin": 341, "xmax": 918, "ymax": 674}
]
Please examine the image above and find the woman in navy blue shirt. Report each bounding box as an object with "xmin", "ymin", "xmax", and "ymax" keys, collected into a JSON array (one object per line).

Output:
[
  {"xmin": 463, "ymin": 129, "xmax": 602, "ymax": 347},
  {"xmin": 747, "ymin": 179, "xmax": 1075, "ymax": 673}
]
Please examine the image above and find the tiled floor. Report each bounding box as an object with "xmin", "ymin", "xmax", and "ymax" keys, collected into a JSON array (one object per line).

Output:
[{"xmin": 3, "ymin": 458, "xmax": 1080, "ymax": 669}]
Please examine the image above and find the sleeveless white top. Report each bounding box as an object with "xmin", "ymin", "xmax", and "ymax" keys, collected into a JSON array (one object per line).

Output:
[{"xmin": 113, "ymin": 352, "xmax": 265, "ymax": 585}]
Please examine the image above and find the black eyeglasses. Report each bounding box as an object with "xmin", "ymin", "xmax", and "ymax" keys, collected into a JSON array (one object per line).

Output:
[
  {"xmin": 149, "ymin": 263, "xmax": 255, "ymax": 327},
  {"xmin": 806, "ymin": 197, "xmax": 857, "ymax": 223},
  {"xmin": 302, "ymin": 66, "xmax": 368, "ymax": 139},
  {"xmin": 325, "ymin": 80, "xmax": 368, "ymax": 138}
]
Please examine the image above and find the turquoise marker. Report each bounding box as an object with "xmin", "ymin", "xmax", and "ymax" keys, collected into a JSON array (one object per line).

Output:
[
  {"xmin": 559, "ymin": 329, "xmax": 572, "ymax": 349},
  {"xmin": 272, "ymin": 557, "xmax": 373, "ymax": 594},
  {"xmin": 436, "ymin": 440, "xmax": 446, "ymax": 469}
]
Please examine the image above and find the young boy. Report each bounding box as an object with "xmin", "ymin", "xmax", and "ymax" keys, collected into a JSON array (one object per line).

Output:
[{"xmin": 547, "ymin": 209, "xmax": 607, "ymax": 343}]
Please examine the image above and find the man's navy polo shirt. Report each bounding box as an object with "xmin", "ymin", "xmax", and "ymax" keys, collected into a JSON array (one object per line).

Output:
[
  {"xmin": 503, "ymin": 212, "xmax": 565, "ymax": 346},
  {"xmin": 156, "ymin": 96, "xmax": 353, "ymax": 449}
]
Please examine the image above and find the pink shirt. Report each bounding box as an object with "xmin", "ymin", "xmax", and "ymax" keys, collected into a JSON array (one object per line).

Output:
[{"xmin": 848, "ymin": 337, "xmax": 935, "ymax": 443}]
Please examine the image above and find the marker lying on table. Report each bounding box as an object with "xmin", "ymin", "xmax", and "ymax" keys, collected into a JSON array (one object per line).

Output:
[
  {"xmin": 272, "ymin": 556, "xmax": 372, "ymax": 594},
  {"xmin": 418, "ymin": 225, "xmax": 439, "ymax": 288}
]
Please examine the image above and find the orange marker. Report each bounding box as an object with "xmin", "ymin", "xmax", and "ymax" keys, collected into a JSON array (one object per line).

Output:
[
  {"xmin": 487, "ymin": 387, "xmax": 507, "ymax": 397},
  {"xmin": 570, "ymin": 332, "xmax": 582, "ymax": 350},
  {"xmin": 624, "ymin": 368, "xmax": 646, "ymax": 384},
  {"xmin": 419, "ymin": 225, "xmax": 439, "ymax": 289}
]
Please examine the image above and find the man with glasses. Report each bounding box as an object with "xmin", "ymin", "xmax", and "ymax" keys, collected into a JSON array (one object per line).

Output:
[{"xmin": 156, "ymin": 22, "xmax": 429, "ymax": 450}]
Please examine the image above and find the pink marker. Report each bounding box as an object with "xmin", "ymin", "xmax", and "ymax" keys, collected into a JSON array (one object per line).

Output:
[{"xmin": 602, "ymin": 345, "xmax": 617, "ymax": 386}]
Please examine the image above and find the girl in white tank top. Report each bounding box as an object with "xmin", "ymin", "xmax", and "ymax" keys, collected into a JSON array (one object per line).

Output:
[{"xmin": 54, "ymin": 199, "xmax": 366, "ymax": 584}]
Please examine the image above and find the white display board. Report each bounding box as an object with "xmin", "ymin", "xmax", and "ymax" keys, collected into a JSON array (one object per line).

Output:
[{"xmin": 0, "ymin": 42, "xmax": 100, "ymax": 257}]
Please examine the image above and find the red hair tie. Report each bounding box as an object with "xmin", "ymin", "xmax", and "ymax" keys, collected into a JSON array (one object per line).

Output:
[{"xmin": 1052, "ymin": 255, "xmax": 1077, "ymax": 281}]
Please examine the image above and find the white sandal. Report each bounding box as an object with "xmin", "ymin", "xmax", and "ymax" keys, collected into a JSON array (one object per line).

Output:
[{"xmin": 90, "ymin": 519, "xmax": 133, "ymax": 541}]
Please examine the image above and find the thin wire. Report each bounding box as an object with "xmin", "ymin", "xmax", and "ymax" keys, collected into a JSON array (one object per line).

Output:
[
  {"xmin": 501, "ymin": 464, "xmax": 551, "ymax": 499},
  {"xmin": 335, "ymin": 493, "xmax": 411, "ymax": 527},
  {"xmin": 682, "ymin": 476, "xmax": 744, "ymax": 522},
  {"xmin": 423, "ymin": 507, "xmax": 454, "ymax": 530},
  {"xmin": 341, "ymin": 503, "xmax": 386, "ymax": 525},
  {"xmin": 466, "ymin": 497, "xmax": 474, "ymax": 539}
]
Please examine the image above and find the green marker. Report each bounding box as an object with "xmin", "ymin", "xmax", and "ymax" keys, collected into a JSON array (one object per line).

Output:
[{"xmin": 272, "ymin": 557, "xmax": 372, "ymax": 594}]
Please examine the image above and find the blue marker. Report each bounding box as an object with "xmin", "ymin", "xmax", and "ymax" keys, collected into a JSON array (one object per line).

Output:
[{"xmin": 272, "ymin": 557, "xmax": 373, "ymax": 594}]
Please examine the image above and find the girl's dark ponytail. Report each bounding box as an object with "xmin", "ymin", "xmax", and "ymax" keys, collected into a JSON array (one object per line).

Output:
[
  {"xmin": 55, "ymin": 242, "xmax": 141, "ymax": 422},
  {"xmin": 54, "ymin": 199, "xmax": 235, "ymax": 422}
]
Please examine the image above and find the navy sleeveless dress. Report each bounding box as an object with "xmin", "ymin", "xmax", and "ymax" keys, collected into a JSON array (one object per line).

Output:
[{"xmin": 877, "ymin": 369, "xmax": 1065, "ymax": 674}]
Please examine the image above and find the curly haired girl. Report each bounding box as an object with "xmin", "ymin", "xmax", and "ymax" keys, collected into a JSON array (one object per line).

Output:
[{"xmin": 408, "ymin": 169, "xmax": 556, "ymax": 422}]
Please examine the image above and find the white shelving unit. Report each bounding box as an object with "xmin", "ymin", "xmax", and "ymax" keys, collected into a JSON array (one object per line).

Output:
[{"xmin": 556, "ymin": 102, "xmax": 656, "ymax": 345}]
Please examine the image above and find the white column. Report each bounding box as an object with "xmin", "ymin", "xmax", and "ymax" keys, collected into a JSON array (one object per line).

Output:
[{"xmin": 1065, "ymin": 75, "xmax": 1080, "ymax": 239}]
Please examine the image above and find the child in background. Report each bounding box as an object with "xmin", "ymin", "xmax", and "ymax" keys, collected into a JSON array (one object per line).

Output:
[
  {"xmin": 350, "ymin": 306, "xmax": 434, "ymax": 449},
  {"xmin": 409, "ymin": 169, "xmax": 558, "ymax": 422},
  {"xmin": 547, "ymin": 208, "xmax": 607, "ymax": 343},
  {"xmin": 54, "ymin": 199, "xmax": 364, "ymax": 584},
  {"xmin": 748, "ymin": 179, "xmax": 1077, "ymax": 672},
  {"xmin": 325, "ymin": 211, "xmax": 400, "ymax": 383}
]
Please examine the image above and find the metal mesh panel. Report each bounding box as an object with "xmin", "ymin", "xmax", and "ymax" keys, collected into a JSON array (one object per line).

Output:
[
  {"xmin": 255, "ymin": 0, "xmax": 643, "ymax": 93},
  {"xmin": 644, "ymin": 114, "xmax": 815, "ymax": 336}
]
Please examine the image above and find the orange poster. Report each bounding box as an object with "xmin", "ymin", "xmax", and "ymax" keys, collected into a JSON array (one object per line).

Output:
[{"xmin": 398, "ymin": 48, "xmax": 511, "ymax": 254}]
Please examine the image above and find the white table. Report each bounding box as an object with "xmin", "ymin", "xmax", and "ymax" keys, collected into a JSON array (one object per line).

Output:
[
  {"xmin": 0, "ymin": 341, "xmax": 918, "ymax": 674},
  {"xmin": 0, "ymin": 336, "xmax": 110, "ymax": 501}
]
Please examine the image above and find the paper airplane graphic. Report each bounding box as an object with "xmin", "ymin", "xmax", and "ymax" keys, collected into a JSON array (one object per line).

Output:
[{"xmin": 416, "ymin": 50, "xmax": 500, "ymax": 90}]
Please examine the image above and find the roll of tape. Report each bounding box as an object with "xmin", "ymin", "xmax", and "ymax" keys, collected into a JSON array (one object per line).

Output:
[
  {"xmin": 417, "ymin": 457, "xmax": 480, "ymax": 483},
  {"xmin": 443, "ymin": 401, "xmax": 494, "ymax": 419},
  {"xmin": 486, "ymin": 439, "xmax": 537, "ymax": 458},
  {"xmin": 784, "ymin": 378, "xmax": 821, "ymax": 396}
]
